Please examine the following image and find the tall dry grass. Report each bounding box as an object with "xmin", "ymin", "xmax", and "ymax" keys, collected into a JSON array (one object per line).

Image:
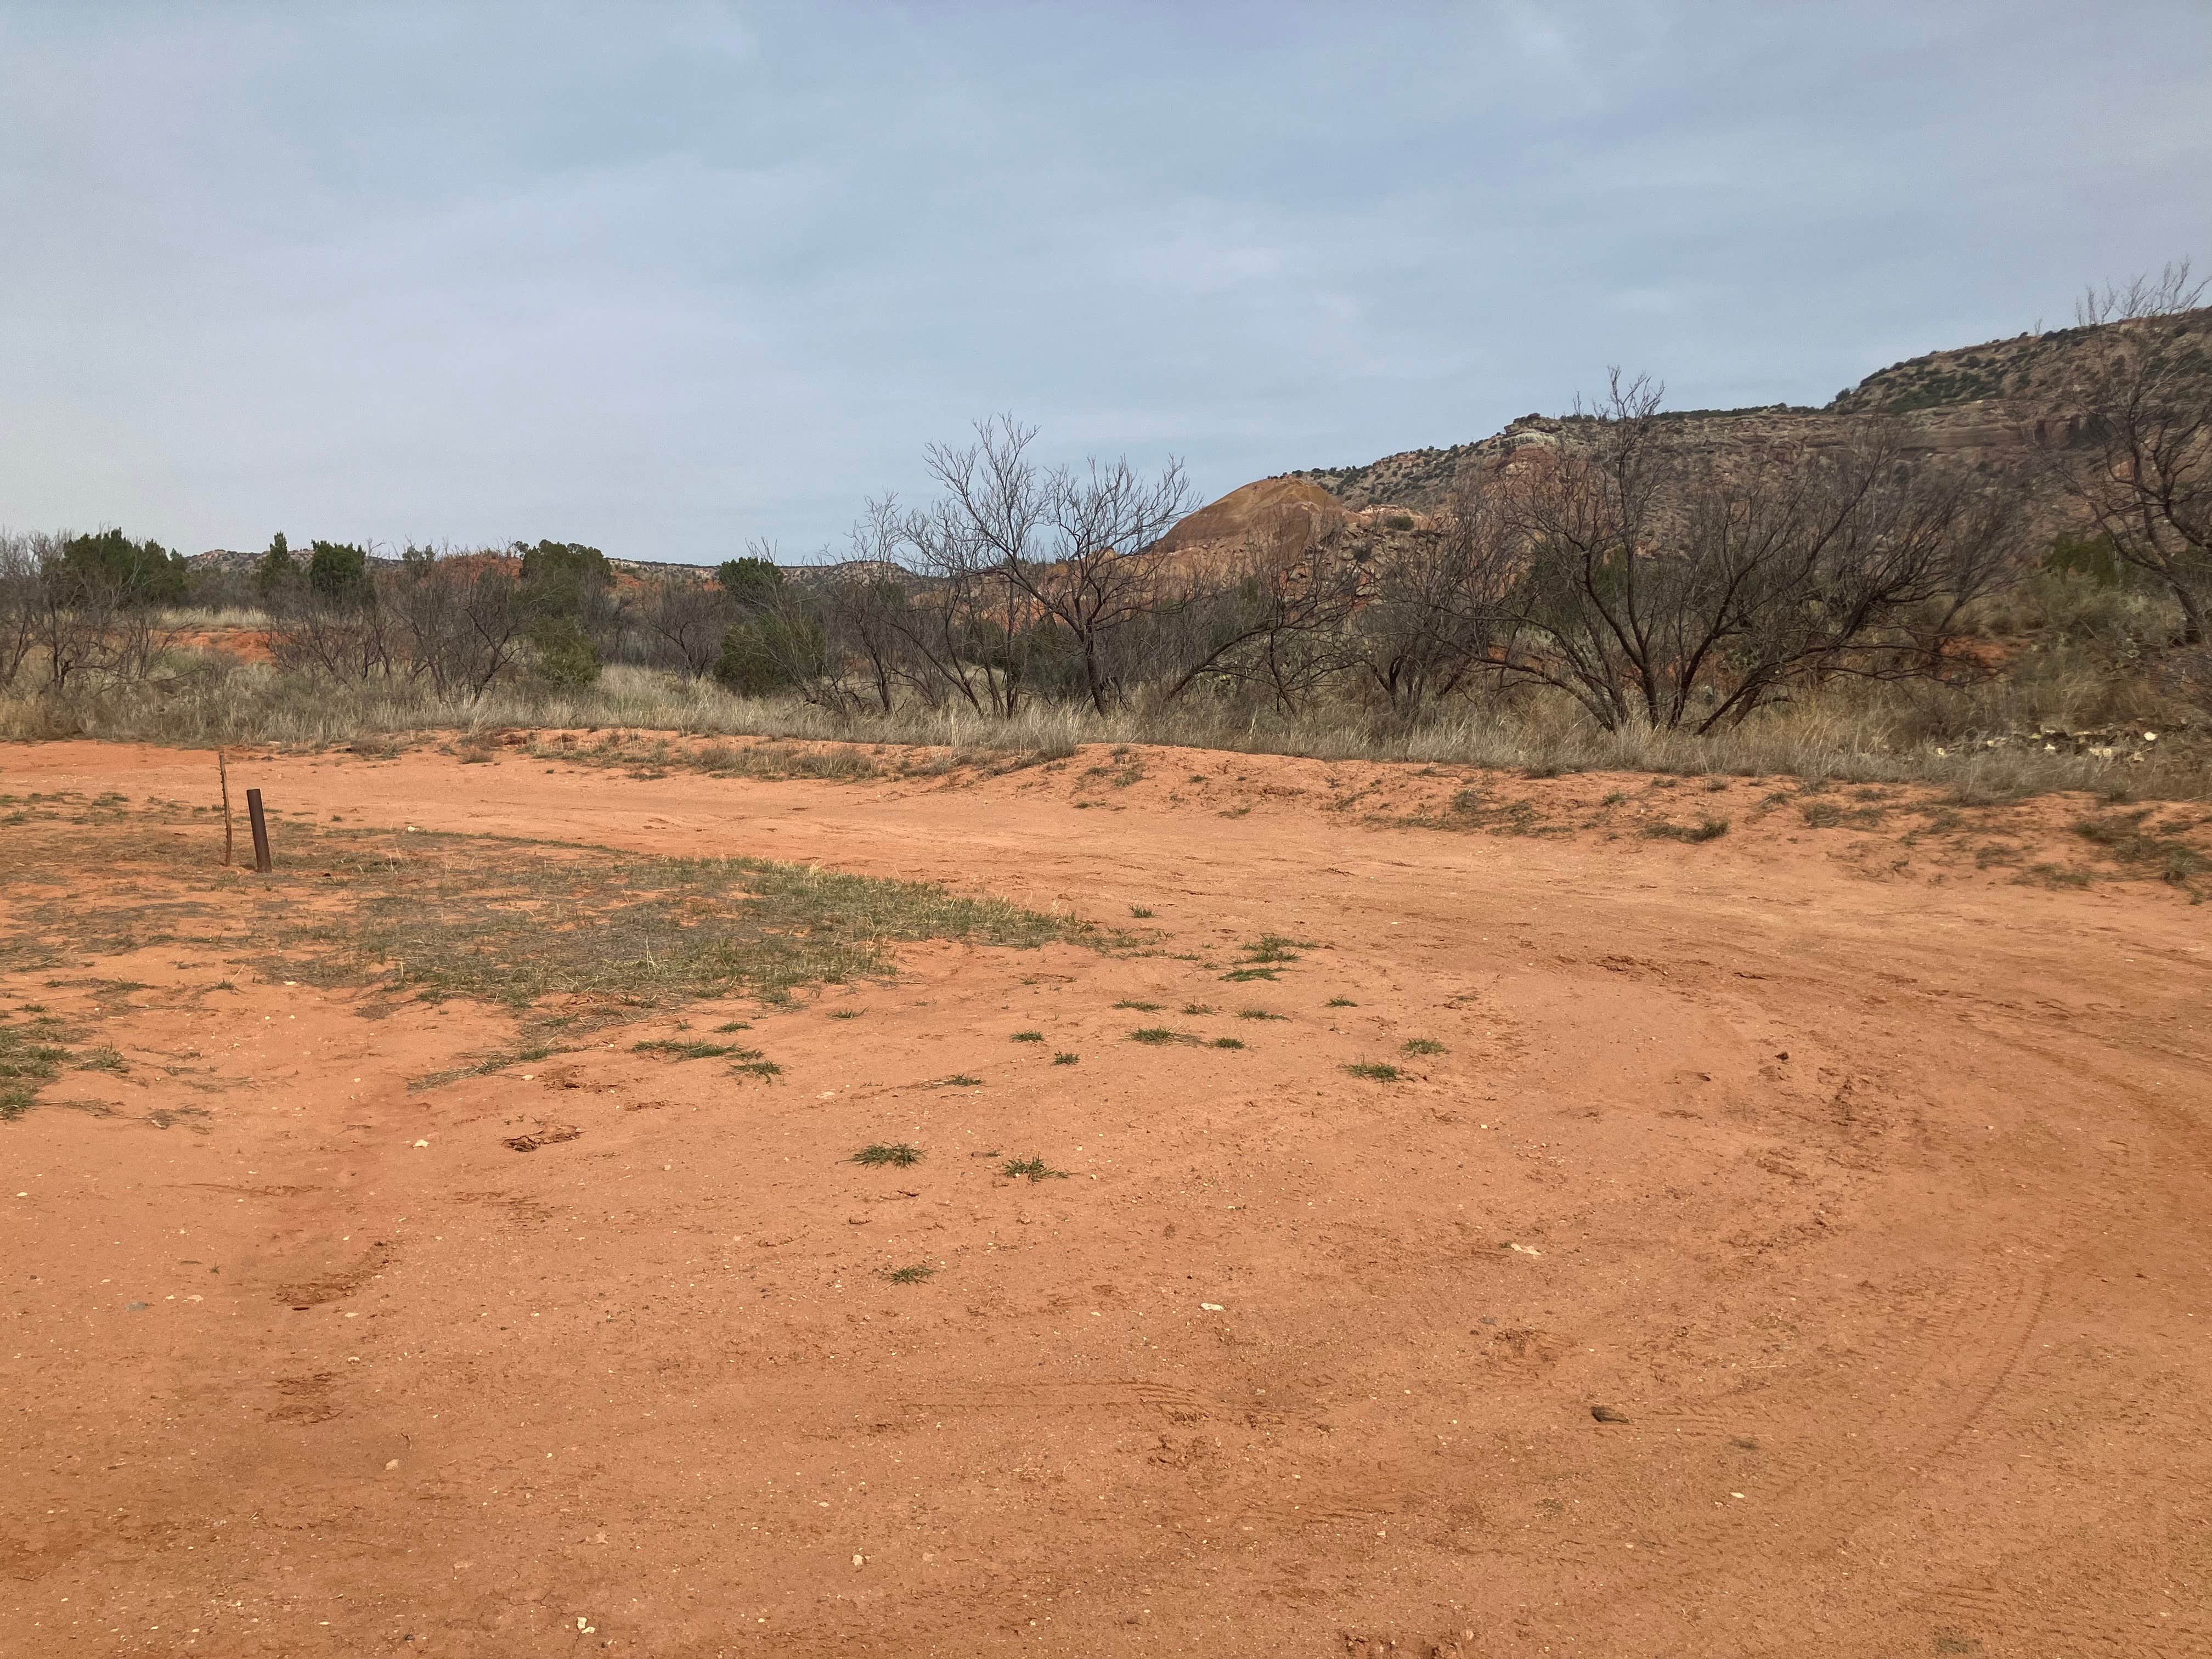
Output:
[{"xmin": 3, "ymin": 653, "xmax": 2202, "ymax": 801}]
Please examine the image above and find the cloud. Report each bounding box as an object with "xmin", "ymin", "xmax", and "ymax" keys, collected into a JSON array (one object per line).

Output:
[{"xmin": 1, "ymin": 0, "xmax": 2207, "ymax": 560}]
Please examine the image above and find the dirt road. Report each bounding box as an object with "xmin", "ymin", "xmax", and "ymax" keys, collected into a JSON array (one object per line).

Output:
[{"xmin": 4, "ymin": 740, "xmax": 2208, "ymax": 1657}]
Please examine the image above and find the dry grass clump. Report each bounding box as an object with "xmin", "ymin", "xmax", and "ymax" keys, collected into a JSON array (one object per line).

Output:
[{"xmin": 4, "ymin": 653, "xmax": 2204, "ymax": 802}]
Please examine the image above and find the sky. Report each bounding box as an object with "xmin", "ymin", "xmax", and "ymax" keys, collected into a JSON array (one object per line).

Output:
[{"xmin": 2, "ymin": 2, "xmax": 2207, "ymax": 566}]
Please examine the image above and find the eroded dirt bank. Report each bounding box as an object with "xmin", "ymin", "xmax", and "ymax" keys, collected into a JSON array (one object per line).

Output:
[{"xmin": 3, "ymin": 740, "xmax": 2208, "ymax": 1658}]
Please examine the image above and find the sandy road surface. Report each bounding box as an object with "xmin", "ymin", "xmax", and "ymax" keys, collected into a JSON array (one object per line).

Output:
[{"xmin": 3, "ymin": 740, "xmax": 2209, "ymax": 1657}]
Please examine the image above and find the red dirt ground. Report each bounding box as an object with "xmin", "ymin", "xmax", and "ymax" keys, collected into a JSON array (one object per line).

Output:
[{"xmin": 3, "ymin": 739, "xmax": 2209, "ymax": 1658}]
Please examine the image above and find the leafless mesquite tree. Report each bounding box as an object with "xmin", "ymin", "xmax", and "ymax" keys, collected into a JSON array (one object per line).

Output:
[
  {"xmin": 636, "ymin": 574, "xmax": 733, "ymax": 677},
  {"xmin": 1152, "ymin": 538, "xmax": 1367, "ymax": 713},
  {"xmin": 2038, "ymin": 265, "xmax": 2212, "ymax": 644},
  {"xmin": 0, "ymin": 534, "xmax": 41, "ymax": 690},
  {"xmin": 921, "ymin": 416, "xmax": 1193, "ymax": 713},
  {"xmin": 1427, "ymin": 374, "xmax": 2011, "ymax": 732},
  {"xmin": 1, "ymin": 533, "xmax": 185, "ymax": 701},
  {"xmin": 381, "ymin": 549, "xmax": 541, "ymax": 698}
]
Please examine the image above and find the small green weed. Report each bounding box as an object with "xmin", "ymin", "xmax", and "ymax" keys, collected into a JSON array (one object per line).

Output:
[
  {"xmin": 853, "ymin": 1143, "xmax": 923, "ymax": 1168},
  {"xmin": 1345, "ymin": 1061, "xmax": 1401, "ymax": 1082},
  {"xmin": 1130, "ymin": 905, "xmax": 1154, "ymax": 918},
  {"xmin": 730, "ymin": 1058, "xmax": 782, "ymax": 1079},
  {"xmin": 1402, "ymin": 1038, "xmax": 1446, "ymax": 1056},
  {"xmin": 1180, "ymin": 1003, "xmax": 1214, "ymax": 1015},
  {"xmin": 1237, "ymin": 1009, "xmax": 1287, "ymax": 1021},
  {"xmin": 1011, "ymin": 1030, "xmax": 1045, "ymax": 1042},
  {"xmin": 883, "ymin": 1263, "xmax": 936, "ymax": 1284},
  {"xmin": 1052, "ymin": 1052, "xmax": 1079, "ymax": 1065},
  {"xmin": 1221, "ymin": 967, "xmax": 1278, "ymax": 983},
  {"xmin": 1129, "ymin": 1027, "xmax": 1187, "ymax": 1045},
  {"xmin": 1114, "ymin": 999, "xmax": 1163, "ymax": 1012},
  {"xmin": 1325, "ymin": 996, "xmax": 1356, "ymax": 1008},
  {"xmin": 1210, "ymin": 1036, "xmax": 1245, "ymax": 1050},
  {"xmin": 633, "ymin": 1039, "xmax": 751, "ymax": 1060},
  {"xmin": 939, "ymin": 1073, "xmax": 983, "ymax": 1086},
  {"xmin": 1001, "ymin": 1156, "xmax": 1069, "ymax": 1181}
]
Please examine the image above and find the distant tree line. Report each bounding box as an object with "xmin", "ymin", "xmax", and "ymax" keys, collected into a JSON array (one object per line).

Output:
[{"xmin": 5, "ymin": 268, "xmax": 2205, "ymax": 724}]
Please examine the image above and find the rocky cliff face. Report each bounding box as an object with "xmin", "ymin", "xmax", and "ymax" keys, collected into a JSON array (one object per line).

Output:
[{"xmin": 1214, "ymin": 307, "xmax": 2212, "ymax": 534}]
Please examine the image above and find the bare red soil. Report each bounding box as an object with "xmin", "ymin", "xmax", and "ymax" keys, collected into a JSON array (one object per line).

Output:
[{"xmin": 3, "ymin": 740, "xmax": 2208, "ymax": 1657}]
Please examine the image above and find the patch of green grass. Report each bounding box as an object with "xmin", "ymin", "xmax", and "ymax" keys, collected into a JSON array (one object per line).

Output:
[
  {"xmin": 713, "ymin": 1020, "xmax": 753, "ymax": 1032},
  {"xmin": 1325, "ymin": 996, "xmax": 1357, "ymax": 1008},
  {"xmin": 75, "ymin": 1044, "xmax": 128, "ymax": 1074},
  {"xmin": 0, "ymin": 1018, "xmax": 71, "ymax": 1121},
  {"xmin": 1180, "ymin": 1002, "xmax": 1214, "ymax": 1015},
  {"xmin": 632, "ymin": 1039, "xmax": 754, "ymax": 1060},
  {"xmin": 1642, "ymin": 817, "xmax": 1730, "ymax": 843},
  {"xmin": 1599, "ymin": 790, "xmax": 1628, "ymax": 807},
  {"xmin": 1245, "ymin": 933, "xmax": 1316, "ymax": 964},
  {"xmin": 883, "ymin": 1263, "xmax": 936, "ymax": 1284},
  {"xmin": 939, "ymin": 1073, "xmax": 983, "ymax": 1087},
  {"xmin": 0, "ymin": 810, "xmax": 1096, "ymax": 1025},
  {"xmin": 411, "ymin": 1043, "xmax": 560, "ymax": 1091},
  {"xmin": 2073, "ymin": 809, "xmax": 2209, "ymax": 891},
  {"xmin": 1011, "ymin": 1030, "xmax": 1045, "ymax": 1042},
  {"xmin": 1129, "ymin": 905, "xmax": 1154, "ymax": 918},
  {"xmin": 1220, "ymin": 967, "xmax": 1278, "ymax": 983},
  {"xmin": 1344, "ymin": 1061, "xmax": 1402, "ymax": 1082},
  {"xmin": 1114, "ymin": 999, "xmax": 1162, "ymax": 1012},
  {"xmin": 1052, "ymin": 1052, "xmax": 1079, "ymax": 1065},
  {"xmin": 730, "ymin": 1058, "xmax": 782, "ymax": 1079},
  {"xmin": 827, "ymin": 1008, "xmax": 864, "ymax": 1020},
  {"xmin": 853, "ymin": 1143, "xmax": 923, "ymax": 1168},
  {"xmin": 1001, "ymin": 1156, "xmax": 1069, "ymax": 1182},
  {"xmin": 1401, "ymin": 1037, "xmax": 1446, "ymax": 1056},
  {"xmin": 1129, "ymin": 1027, "xmax": 1188, "ymax": 1045},
  {"xmin": 1237, "ymin": 1008, "xmax": 1287, "ymax": 1021},
  {"xmin": 1210, "ymin": 1036, "xmax": 1245, "ymax": 1050}
]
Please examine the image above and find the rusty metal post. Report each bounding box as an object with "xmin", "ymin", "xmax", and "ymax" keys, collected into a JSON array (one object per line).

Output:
[
  {"xmin": 246, "ymin": 787, "xmax": 272, "ymax": 874},
  {"xmin": 218, "ymin": 749, "xmax": 234, "ymax": 867}
]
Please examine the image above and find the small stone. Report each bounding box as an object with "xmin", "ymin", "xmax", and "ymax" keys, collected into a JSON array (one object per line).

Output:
[
  {"xmin": 1199, "ymin": 1303, "xmax": 1224, "ymax": 1312},
  {"xmin": 386, "ymin": 1459, "xmax": 400, "ymax": 1470},
  {"xmin": 1591, "ymin": 1404, "xmax": 1629, "ymax": 1424},
  {"xmin": 851, "ymin": 1554, "xmax": 864, "ymax": 1567},
  {"xmin": 413, "ymin": 1139, "xmax": 429, "ymax": 1148}
]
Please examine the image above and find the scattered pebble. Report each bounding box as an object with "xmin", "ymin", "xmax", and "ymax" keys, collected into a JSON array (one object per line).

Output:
[{"xmin": 1199, "ymin": 1303, "xmax": 1224, "ymax": 1312}]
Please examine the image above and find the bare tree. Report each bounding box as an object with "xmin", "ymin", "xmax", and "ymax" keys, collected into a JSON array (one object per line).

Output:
[
  {"xmin": 22, "ymin": 536, "xmax": 184, "ymax": 701},
  {"xmin": 2073, "ymin": 258, "xmax": 2207, "ymax": 327},
  {"xmin": 636, "ymin": 574, "xmax": 732, "ymax": 677},
  {"xmin": 921, "ymin": 416, "xmax": 1192, "ymax": 713},
  {"xmin": 2036, "ymin": 272, "xmax": 2212, "ymax": 643},
  {"xmin": 382, "ymin": 548, "xmax": 538, "ymax": 698},
  {"xmin": 1351, "ymin": 494, "xmax": 1514, "ymax": 716},
  {"xmin": 1149, "ymin": 536, "xmax": 1366, "ymax": 712},
  {"xmin": 0, "ymin": 533, "xmax": 41, "ymax": 690},
  {"xmin": 1438, "ymin": 375, "xmax": 2012, "ymax": 732}
]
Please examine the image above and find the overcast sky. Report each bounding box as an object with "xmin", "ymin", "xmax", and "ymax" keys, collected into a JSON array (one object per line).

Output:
[{"xmin": 3, "ymin": 2, "xmax": 2207, "ymax": 565}]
